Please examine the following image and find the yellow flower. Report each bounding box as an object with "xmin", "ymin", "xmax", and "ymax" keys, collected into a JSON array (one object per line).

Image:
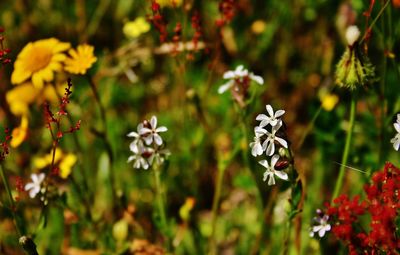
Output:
[
  {"xmin": 64, "ymin": 44, "xmax": 97, "ymax": 75},
  {"xmin": 6, "ymin": 82, "xmax": 60, "ymax": 116},
  {"xmin": 321, "ymin": 93, "xmax": 339, "ymax": 111},
  {"xmin": 157, "ymin": 0, "xmax": 182, "ymax": 7},
  {"xmin": 33, "ymin": 150, "xmax": 77, "ymax": 179},
  {"xmin": 11, "ymin": 38, "xmax": 71, "ymax": 89},
  {"xmin": 123, "ymin": 17, "xmax": 150, "ymax": 39},
  {"xmin": 10, "ymin": 115, "xmax": 29, "ymax": 148}
]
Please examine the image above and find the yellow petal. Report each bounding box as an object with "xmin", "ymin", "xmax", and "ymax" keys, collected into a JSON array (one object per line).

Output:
[
  {"xmin": 10, "ymin": 116, "xmax": 29, "ymax": 148},
  {"xmin": 59, "ymin": 154, "xmax": 77, "ymax": 179}
]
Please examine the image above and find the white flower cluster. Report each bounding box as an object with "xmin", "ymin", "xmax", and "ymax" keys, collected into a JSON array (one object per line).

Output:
[
  {"xmin": 250, "ymin": 104, "xmax": 289, "ymax": 186},
  {"xmin": 218, "ymin": 65, "xmax": 264, "ymax": 94},
  {"xmin": 390, "ymin": 114, "xmax": 400, "ymax": 151},
  {"xmin": 309, "ymin": 209, "xmax": 331, "ymax": 238},
  {"xmin": 127, "ymin": 116, "xmax": 170, "ymax": 169}
]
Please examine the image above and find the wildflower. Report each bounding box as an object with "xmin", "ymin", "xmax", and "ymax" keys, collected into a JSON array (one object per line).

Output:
[
  {"xmin": 261, "ymin": 121, "xmax": 288, "ymax": 156},
  {"xmin": 127, "ymin": 147, "xmax": 150, "ymax": 170},
  {"xmin": 249, "ymin": 127, "xmax": 266, "ymax": 157},
  {"xmin": 335, "ymin": 26, "xmax": 376, "ymax": 90},
  {"xmin": 259, "ymin": 155, "xmax": 288, "ymax": 186},
  {"xmin": 24, "ymin": 173, "xmax": 45, "ymax": 198},
  {"xmin": 139, "ymin": 116, "xmax": 168, "ymax": 146},
  {"xmin": 218, "ymin": 65, "xmax": 264, "ymax": 94},
  {"xmin": 11, "ymin": 38, "xmax": 71, "ymax": 89},
  {"xmin": 390, "ymin": 114, "xmax": 400, "ymax": 151},
  {"xmin": 256, "ymin": 104, "xmax": 285, "ymax": 128},
  {"xmin": 310, "ymin": 209, "xmax": 331, "ymax": 238},
  {"xmin": 33, "ymin": 150, "xmax": 77, "ymax": 179},
  {"xmin": 123, "ymin": 17, "xmax": 151, "ymax": 39},
  {"xmin": 10, "ymin": 115, "xmax": 28, "ymax": 148},
  {"xmin": 321, "ymin": 93, "xmax": 339, "ymax": 111},
  {"xmin": 64, "ymin": 44, "xmax": 97, "ymax": 75},
  {"xmin": 127, "ymin": 123, "xmax": 145, "ymax": 153}
]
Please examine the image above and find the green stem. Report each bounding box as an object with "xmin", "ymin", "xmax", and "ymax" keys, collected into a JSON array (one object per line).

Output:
[
  {"xmin": 153, "ymin": 165, "xmax": 170, "ymax": 249},
  {"xmin": 332, "ymin": 97, "xmax": 356, "ymax": 201},
  {"xmin": 0, "ymin": 164, "xmax": 22, "ymax": 236},
  {"xmin": 208, "ymin": 164, "xmax": 225, "ymax": 255}
]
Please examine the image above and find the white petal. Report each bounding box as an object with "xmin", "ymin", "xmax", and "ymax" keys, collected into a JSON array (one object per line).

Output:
[
  {"xmin": 223, "ymin": 70, "xmax": 235, "ymax": 79},
  {"xmin": 150, "ymin": 116, "xmax": 157, "ymax": 128},
  {"xmin": 318, "ymin": 229, "xmax": 326, "ymax": 238},
  {"xmin": 274, "ymin": 110, "xmax": 285, "ymax": 118},
  {"xmin": 258, "ymin": 159, "xmax": 269, "ymax": 169},
  {"xmin": 275, "ymin": 137, "xmax": 288, "ymax": 148},
  {"xmin": 127, "ymin": 131, "xmax": 139, "ymax": 137},
  {"xmin": 31, "ymin": 174, "xmax": 38, "ymax": 183},
  {"xmin": 325, "ymin": 224, "xmax": 331, "ymax": 232},
  {"xmin": 144, "ymin": 135, "xmax": 153, "ymax": 145},
  {"xmin": 394, "ymin": 139, "xmax": 400, "ymax": 151},
  {"xmin": 154, "ymin": 134, "xmax": 163, "ymax": 145},
  {"xmin": 266, "ymin": 142, "xmax": 275, "ymax": 156},
  {"xmin": 266, "ymin": 105, "xmax": 274, "ymax": 117},
  {"xmin": 267, "ymin": 175, "xmax": 275, "ymax": 185},
  {"xmin": 29, "ymin": 188, "xmax": 38, "ymax": 198},
  {"xmin": 394, "ymin": 123, "xmax": 400, "ymax": 133},
  {"xmin": 24, "ymin": 183, "xmax": 35, "ymax": 191},
  {"xmin": 218, "ymin": 80, "xmax": 234, "ymax": 94},
  {"xmin": 275, "ymin": 170, "xmax": 288, "ymax": 181},
  {"xmin": 156, "ymin": 126, "xmax": 167, "ymax": 132},
  {"xmin": 271, "ymin": 154, "xmax": 279, "ymax": 167},
  {"xmin": 37, "ymin": 173, "xmax": 45, "ymax": 183},
  {"xmin": 139, "ymin": 127, "xmax": 152, "ymax": 135},
  {"xmin": 250, "ymin": 74, "xmax": 264, "ymax": 85},
  {"xmin": 254, "ymin": 126, "xmax": 267, "ymax": 135},
  {"xmin": 127, "ymin": 155, "xmax": 135, "ymax": 163},
  {"xmin": 256, "ymin": 114, "xmax": 268, "ymax": 121}
]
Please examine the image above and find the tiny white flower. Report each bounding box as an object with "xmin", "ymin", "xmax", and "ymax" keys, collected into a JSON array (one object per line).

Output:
[
  {"xmin": 310, "ymin": 210, "xmax": 331, "ymax": 238},
  {"xmin": 127, "ymin": 148, "xmax": 150, "ymax": 170},
  {"xmin": 262, "ymin": 121, "xmax": 288, "ymax": 156},
  {"xmin": 139, "ymin": 116, "xmax": 168, "ymax": 146},
  {"xmin": 345, "ymin": 25, "xmax": 360, "ymax": 46},
  {"xmin": 259, "ymin": 155, "xmax": 288, "ymax": 186},
  {"xmin": 24, "ymin": 173, "xmax": 45, "ymax": 198},
  {"xmin": 256, "ymin": 104, "xmax": 285, "ymax": 128},
  {"xmin": 218, "ymin": 65, "xmax": 264, "ymax": 94},
  {"xmin": 249, "ymin": 127, "xmax": 267, "ymax": 157},
  {"xmin": 127, "ymin": 123, "xmax": 144, "ymax": 153},
  {"xmin": 391, "ymin": 122, "xmax": 400, "ymax": 151}
]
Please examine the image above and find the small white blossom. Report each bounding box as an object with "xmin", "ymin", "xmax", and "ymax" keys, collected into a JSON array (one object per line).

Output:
[
  {"xmin": 139, "ymin": 116, "xmax": 168, "ymax": 146},
  {"xmin": 259, "ymin": 155, "xmax": 288, "ymax": 186},
  {"xmin": 250, "ymin": 127, "xmax": 267, "ymax": 157},
  {"xmin": 256, "ymin": 104, "xmax": 285, "ymax": 128},
  {"xmin": 391, "ymin": 115, "xmax": 400, "ymax": 151},
  {"xmin": 127, "ymin": 123, "xmax": 144, "ymax": 153},
  {"xmin": 127, "ymin": 147, "xmax": 150, "ymax": 170},
  {"xmin": 24, "ymin": 173, "xmax": 45, "ymax": 198},
  {"xmin": 218, "ymin": 65, "xmax": 264, "ymax": 94},
  {"xmin": 149, "ymin": 148, "xmax": 171, "ymax": 166},
  {"xmin": 310, "ymin": 210, "xmax": 331, "ymax": 238},
  {"xmin": 262, "ymin": 121, "xmax": 288, "ymax": 156},
  {"xmin": 345, "ymin": 25, "xmax": 360, "ymax": 46}
]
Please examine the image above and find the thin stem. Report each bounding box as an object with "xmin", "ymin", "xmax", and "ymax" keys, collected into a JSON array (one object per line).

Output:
[
  {"xmin": 332, "ymin": 97, "xmax": 356, "ymax": 201},
  {"xmin": 208, "ymin": 164, "xmax": 225, "ymax": 255},
  {"xmin": 360, "ymin": 0, "xmax": 390, "ymax": 44},
  {"xmin": 0, "ymin": 164, "xmax": 22, "ymax": 236},
  {"xmin": 153, "ymin": 165, "xmax": 170, "ymax": 249}
]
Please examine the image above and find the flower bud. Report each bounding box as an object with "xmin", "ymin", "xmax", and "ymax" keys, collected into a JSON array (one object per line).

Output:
[{"xmin": 345, "ymin": 25, "xmax": 360, "ymax": 46}]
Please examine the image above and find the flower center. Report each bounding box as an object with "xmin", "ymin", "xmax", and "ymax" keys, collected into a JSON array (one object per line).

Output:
[{"xmin": 25, "ymin": 46, "xmax": 53, "ymax": 73}]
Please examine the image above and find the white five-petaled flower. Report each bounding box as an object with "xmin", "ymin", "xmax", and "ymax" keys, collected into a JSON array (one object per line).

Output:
[
  {"xmin": 310, "ymin": 210, "xmax": 331, "ymax": 238},
  {"xmin": 218, "ymin": 65, "xmax": 264, "ymax": 94},
  {"xmin": 24, "ymin": 173, "xmax": 45, "ymax": 198},
  {"xmin": 139, "ymin": 116, "xmax": 168, "ymax": 146},
  {"xmin": 390, "ymin": 114, "xmax": 400, "ymax": 151},
  {"xmin": 259, "ymin": 155, "xmax": 288, "ymax": 186},
  {"xmin": 127, "ymin": 147, "xmax": 150, "ymax": 170},
  {"xmin": 127, "ymin": 123, "xmax": 144, "ymax": 153},
  {"xmin": 256, "ymin": 104, "xmax": 285, "ymax": 128},
  {"xmin": 250, "ymin": 127, "xmax": 267, "ymax": 157},
  {"xmin": 262, "ymin": 121, "xmax": 288, "ymax": 156}
]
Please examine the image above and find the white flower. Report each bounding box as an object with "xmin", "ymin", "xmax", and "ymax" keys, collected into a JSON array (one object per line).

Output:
[
  {"xmin": 149, "ymin": 148, "xmax": 171, "ymax": 166},
  {"xmin": 345, "ymin": 25, "xmax": 360, "ymax": 46},
  {"xmin": 218, "ymin": 65, "xmax": 264, "ymax": 94},
  {"xmin": 259, "ymin": 155, "xmax": 288, "ymax": 186},
  {"xmin": 24, "ymin": 173, "xmax": 45, "ymax": 198},
  {"xmin": 127, "ymin": 123, "xmax": 144, "ymax": 153},
  {"xmin": 249, "ymin": 127, "xmax": 267, "ymax": 157},
  {"xmin": 139, "ymin": 116, "xmax": 168, "ymax": 146},
  {"xmin": 310, "ymin": 210, "xmax": 331, "ymax": 238},
  {"xmin": 127, "ymin": 147, "xmax": 150, "ymax": 170},
  {"xmin": 262, "ymin": 121, "xmax": 288, "ymax": 156},
  {"xmin": 256, "ymin": 104, "xmax": 285, "ymax": 128},
  {"xmin": 391, "ymin": 120, "xmax": 400, "ymax": 151}
]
